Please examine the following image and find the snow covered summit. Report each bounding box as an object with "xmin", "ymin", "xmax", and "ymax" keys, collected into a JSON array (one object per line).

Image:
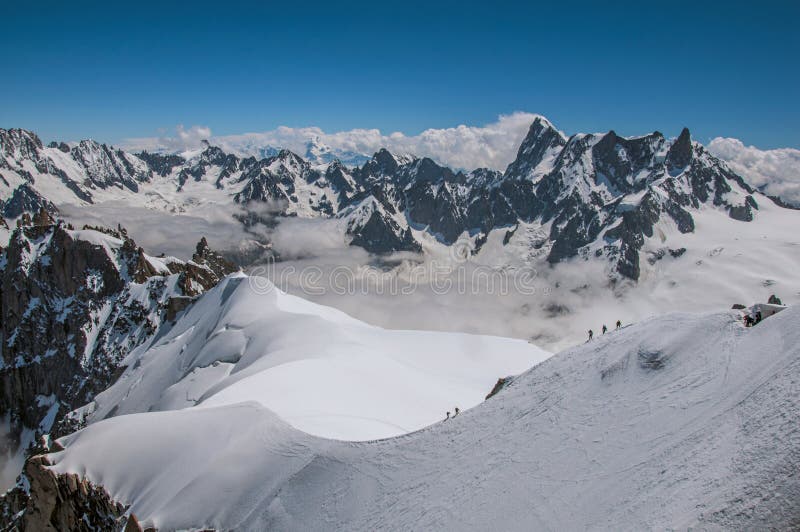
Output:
[{"xmin": 76, "ymin": 273, "xmax": 550, "ymax": 441}]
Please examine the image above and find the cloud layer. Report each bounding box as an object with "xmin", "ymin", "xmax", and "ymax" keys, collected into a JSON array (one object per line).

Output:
[
  {"xmin": 122, "ymin": 113, "xmax": 544, "ymax": 171},
  {"xmin": 708, "ymin": 138, "xmax": 800, "ymax": 206}
]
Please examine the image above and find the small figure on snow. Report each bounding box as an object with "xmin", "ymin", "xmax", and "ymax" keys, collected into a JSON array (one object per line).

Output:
[
  {"xmin": 588, "ymin": 329, "xmax": 594, "ymax": 341},
  {"xmin": 602, "ymin": 324, "xmax": 608, "ymax": 334},
  {"xmin": 755, "ymin": 311, "xmax": 763, "ymax": 324},
  {"xmin": 445, "ymin": 411, "xmax": 450, "ymax": 421},
  {"xmin": 616, "ymin": 320, "xmax": 622, "ymax": 329},
  {"xmin": 454, "ymin": 407, "xmax": 460, "ymax": 417}
]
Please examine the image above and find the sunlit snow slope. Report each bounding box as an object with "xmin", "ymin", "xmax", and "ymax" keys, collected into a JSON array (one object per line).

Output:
[
  {"xmin": 50, "ymin": 303, "xmax": 800, "ymax": 530},
  {"xmin": 76, "ymin": 273, "xmax": 549, "ymax": 441}
]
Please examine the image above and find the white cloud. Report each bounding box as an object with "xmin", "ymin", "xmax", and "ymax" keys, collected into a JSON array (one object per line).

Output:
[
  {"xmin": 57, "ymin": 201, "xmax": 258, "ymax": 260},
  {"xmin": 127, "ymin": 125, "xmax": 214, "ymax": 154},
  {"xmin": 121, "ymin": 112, "xmax": 546, "ymax": 171},
  {"xmin": 708, "ymin": 137, "xmax": 800, "ymax": 206}
]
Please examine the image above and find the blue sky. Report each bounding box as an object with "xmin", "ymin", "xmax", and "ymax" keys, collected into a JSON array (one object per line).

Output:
[{"xmin": 1, "ymin": 0, "xmax": 798, "ymax": 148}]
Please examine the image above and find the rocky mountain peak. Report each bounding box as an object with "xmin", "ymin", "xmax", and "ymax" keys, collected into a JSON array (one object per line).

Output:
[
  {"xmin": 505, "ymin": 116, "xmax": 568, "ymax": 179},
  {"xmin": 276, "ymin": 148, "xmax": 302, "ymax": 161},
  {"xmin": 0, "ymin": 128, "xmax": 44, "ymax": 160},
  {"xmin": 404, "ymin": 157, "xmax": 457, "ymax": 184},
  {"xmin": 47, "ymin": 141, "xmax": 71, "ymax": 153},
  {"xmin": 369, "ymin": 148, "xmax": 401, "ymax": 174},
  {"xmin": 191, "ymin": 236, "xmax": 237, "ymax": 275},
  {"xmin": 184, "ymin": 236, "xmax": 238, "ymax": 296},
  {"xmin": 591, "ymin": 131, "xmax": 620, "ymax": 166},
  {"xmin": 3, "ymin": 184, "xmax": 57, "ymax": 220},
  {"xmin": 326, "ymin": 158, "xmax": 344, "ymax": 172},
  {"xmin": 31, "ymin": 207, "xmax": 55, "ymax": 227},
  {"xmin": 68, "ymin": 139, "xmax": 150, "ymax": 191},
  {"xmin": 666, "ymin": 127, "xmax": 693, "ymax": 170},
  {"xmin": 589, "ymin": 130, "xmax": 667, "ymax": 194},
  {"xmin": 195, "ymin": 236, "xmax": 210, "ymax": 257},
  {"xmin": 324, "ymin": 160, "xmax": 356, "ymax": 196}
]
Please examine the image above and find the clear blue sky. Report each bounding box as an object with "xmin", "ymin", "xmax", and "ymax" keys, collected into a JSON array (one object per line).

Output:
[{"xmin": 2, "ymin": 0, "xmax": 798, "ymax": 148}]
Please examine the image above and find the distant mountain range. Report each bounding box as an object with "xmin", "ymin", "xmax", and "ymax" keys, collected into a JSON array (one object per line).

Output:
[{"xmin": 1, "ymin": 117, "xmax": 798, "ymax": 281}]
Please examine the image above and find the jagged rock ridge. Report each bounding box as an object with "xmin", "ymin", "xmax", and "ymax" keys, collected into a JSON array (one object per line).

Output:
[
  {"xmin": 0, "ymin": 119, "xmax": 790, "ymax": 279},
  {"xmin": 0, "ymin": 212, "xmax": 237, "ymax": 494}
]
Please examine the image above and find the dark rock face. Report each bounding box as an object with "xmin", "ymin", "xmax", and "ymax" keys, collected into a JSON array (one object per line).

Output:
[
  {"xmin": 403, "ymin": 179, "xmax": 468, "ymax": 243},
  {"xmin": 324, "ymin": 160, "xmax": 357, "ymax": 201},
  {"xmin": 727, "ymin": 195, "xmax": 758, "ymax": 222},
  {"xmin": 666, "ymin": 127, "xmax": 693, "ymax": 171},
  {"xmin": 1, "ymin": 224, "xmax": 131, "ymax": 425},
  {"xmin": 234, "ymin": 150, "xmax": 327, "ymax": 212},
  {"xmin": 136, "ymin": 151, "xmax": 186, "ymax": 177},
  {"xmin": 638, "ymin": 349, "xmax": 668, "ymax": 370},
  {"xmin": 0, "ymin": 227, "xmax": 235, "ymax": 526},
  {"xmin": 47, "ymin": 141, "xmax": 71, "ymax": 153},
  {"xmin": 505, "ymin": 117, "xmax": 567, "ymax": 179},
  {"xmin": 2, "ymin": 184, "xmax": 58, "ymax": 219},
  {"xmin": 0, "ymin": 220, "xmax": 236, "ymax": 474},
  {"xmin": 181, "ymin": 237, "xmax": 239, "ymax": 296},
  {"xmin": 485, "ymin": 376, "xmax": 514, "ymax": 400},
  {"xmin": 165, "ymin": 295, "xmax": 194, "ymax": 322},
  {"xmin": 728, "ymin": 203, "xmax": 753, "ymax": 221},
  {"xmin": 0, "ymin": 454, "xmax": 141, "ymax": 531},
  {"xmin": 357, "ymin": 148, "xmax": 401, "ymax": 186},
  {"xmin": 347, "ymin": 205, "xmax": 421, "ymax": 253}
]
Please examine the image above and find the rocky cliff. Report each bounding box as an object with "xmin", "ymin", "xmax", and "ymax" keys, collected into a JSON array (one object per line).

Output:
[{"xmin": 0, "ymin": 212, "xmax": 236, "ymax": 496}]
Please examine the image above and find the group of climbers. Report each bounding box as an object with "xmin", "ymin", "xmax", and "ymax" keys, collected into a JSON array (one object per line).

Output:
[
  {"xmin": 741, "ymin": 295, "xmax": 785, "ymax": 327},
  {"xmin": 743, "ymin": 311, "xmax": 763, "ymax": 327},
  {"xmin": 588, "ymin": 320, "xmax": 622, "ymax": 341},
  {"xmin": 444, "ymin": 406, "xmax": 461, "ymax": 421}
]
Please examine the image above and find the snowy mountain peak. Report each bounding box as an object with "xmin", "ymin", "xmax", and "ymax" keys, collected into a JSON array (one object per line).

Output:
[
  {"xmin": 372, "ymin": 147, "xmax": 401, "ymax": 168},
  {"xmin": 60, "ymin": 272, "xmax": 547, "ymax": 442},
  {"xmin": 69, "ymin": 139, "xmax": 150, "ymax": 191},
  {"xmin": 0, "ymin": 128, "xmax": 44, "ymax": 161},
  {"xmin": 505, "ymin": 118, "xmax": 568, "ymax": 181}
]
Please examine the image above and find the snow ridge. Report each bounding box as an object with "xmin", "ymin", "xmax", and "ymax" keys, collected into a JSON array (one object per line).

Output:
[{"xmin": 46, "ymin": 303, "xmax": 800, "ymax": 530}]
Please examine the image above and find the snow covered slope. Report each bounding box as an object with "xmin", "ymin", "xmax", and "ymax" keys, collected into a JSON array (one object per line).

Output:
[
  {"xmin": 76, "ymin": 274, "xmax": 550, "ymax": 441},
  {"xmin": 45, "ymin": 303, "xmax": 800, "ymax": 530}
]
